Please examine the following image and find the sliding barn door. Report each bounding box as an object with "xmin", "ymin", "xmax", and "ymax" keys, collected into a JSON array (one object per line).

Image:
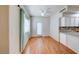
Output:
[{"xmin": 20, "ymin": 9, "xmax": 24, "ymax": 52}]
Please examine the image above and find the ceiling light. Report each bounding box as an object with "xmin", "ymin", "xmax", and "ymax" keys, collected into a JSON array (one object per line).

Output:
[
  {"xmin": 41, "ymin": 12, "xmax": 44, "ymax": 16},
  {"xmin": 41, "ymin": 10, "xmax": 46, "ymax": 16}
]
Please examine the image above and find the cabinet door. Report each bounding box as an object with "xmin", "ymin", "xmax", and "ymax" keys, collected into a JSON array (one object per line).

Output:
[
  {"xmin": 71, "ymin": 17, "xmax": 75, "ymax": 26},
  {"xmin": 75, "ymin": 17, "xmax": 79, "ymax": 26},
  {"xmin": 60, "ymin": 17, "xmax": 66, "ymax": 26},
  {"xmin": 60, "ymin": 33, "xmax": 67, "ymax": 46},
  {"xmin": 67, "ymin": 34, "xmax": 79, "ymax": 53},
  {"xmin": 65, "ymin": 17, "xmax": 71, "ymax": 26}
]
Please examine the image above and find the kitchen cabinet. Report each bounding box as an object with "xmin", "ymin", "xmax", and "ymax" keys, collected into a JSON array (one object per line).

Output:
[
  {"xmin": 60, "ymin": 17, "xmax": 79, "ymax": 27},
  {"xmin": 60, "ymin": 17, "xmax": 66, "ymax": 26},
  {"xmin": 70, "ymin": 17, "xmax": 75, "ymax": 26},
  {"xmin": 60, "ymin": 32, "xmax": 67, "ymax": 46},
  {"xmin": 59, "ymin": 11, "xmax": 79, "ymax": 53},
  {"xmin": 65, "ymin": 17, "xmax": 71, "ymax": 26},
  {"xmin": 60, "ymin": 32, "xmax": 79, "ymax": 53},
  {"xmin": 74, "ymin": 17, "xmax": 79, "ymax": 26},
  {"xmin": 67, "ymin": 33, "xmax": 79, "ymax": 53}
]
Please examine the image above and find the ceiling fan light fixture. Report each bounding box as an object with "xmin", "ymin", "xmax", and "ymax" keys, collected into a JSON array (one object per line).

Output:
[{"xmin": 41, "ymin": 12, "xmax": 45, "ymax": 16}]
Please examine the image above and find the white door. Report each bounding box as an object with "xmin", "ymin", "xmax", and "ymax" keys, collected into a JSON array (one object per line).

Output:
[{"xmin": 37, "ymin": 23, "xmax": 42, "ymax": 35}]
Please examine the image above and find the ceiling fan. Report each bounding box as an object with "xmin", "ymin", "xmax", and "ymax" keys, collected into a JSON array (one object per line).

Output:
[{"xmin": 40, "ymin": 8, "xmax": 51, "ymax": 16}]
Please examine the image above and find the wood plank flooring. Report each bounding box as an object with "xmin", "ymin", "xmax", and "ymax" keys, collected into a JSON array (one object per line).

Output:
[{"xmin": 22, "ymin": 36, "xmax": 76, "ymax": 54}]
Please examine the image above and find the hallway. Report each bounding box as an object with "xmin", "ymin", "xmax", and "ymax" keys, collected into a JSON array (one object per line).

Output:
[{"xmin": 22, "ymin": 36, "xmax": 76, "ymax": 54}]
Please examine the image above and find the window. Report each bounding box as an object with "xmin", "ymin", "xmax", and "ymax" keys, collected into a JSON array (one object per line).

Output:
[{"xmin": 24, "ymin": 14, "xmax": 30, "ymax": 33}]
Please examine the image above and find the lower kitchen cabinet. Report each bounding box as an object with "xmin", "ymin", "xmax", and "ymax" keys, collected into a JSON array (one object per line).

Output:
[{"xmin": 60, "ymin": 32, "xmax": 79, "ymax": 53}]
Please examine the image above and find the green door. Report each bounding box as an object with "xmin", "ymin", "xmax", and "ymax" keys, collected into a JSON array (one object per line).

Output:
[{"xmin": 20, "ymin": 9, "xmax": 24, "ymax": 51}]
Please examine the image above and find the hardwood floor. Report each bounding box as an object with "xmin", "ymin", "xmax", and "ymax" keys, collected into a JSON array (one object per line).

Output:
[{"xmin": 22, "ymin": 36, "xmax": 76, "ymax": 54}]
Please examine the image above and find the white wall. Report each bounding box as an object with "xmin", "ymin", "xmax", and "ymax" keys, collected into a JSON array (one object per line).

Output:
[
  {"xmin": 31, "ymin": 16, "xmax": 50, "ymax": 36},
  {"xmin": 9, "ymin": 5, "xmax": 20, "ymax": 54},
  {"xmin": 50, "ymin": 13, "xmax": 62, "ymax": 42}
]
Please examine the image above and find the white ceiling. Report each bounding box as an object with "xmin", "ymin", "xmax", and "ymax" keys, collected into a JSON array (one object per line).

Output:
[{"xmin": 24, "ymin": 5, "xmax": 65, "ymax": 17}]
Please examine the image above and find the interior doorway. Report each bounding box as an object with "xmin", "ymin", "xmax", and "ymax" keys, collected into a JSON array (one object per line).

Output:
[{"xmin": 37, "ymin": 22, "xmax": 42, "ymax": 35}]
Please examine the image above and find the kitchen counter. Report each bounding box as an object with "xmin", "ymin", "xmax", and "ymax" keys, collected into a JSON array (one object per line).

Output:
[
  {"xmin": 59, "ymin": 26, "xmax": 79, "ymax": 32},
  {"xmin": 60, "ymin": 31, "xmax": 79, "ymax": 37}
]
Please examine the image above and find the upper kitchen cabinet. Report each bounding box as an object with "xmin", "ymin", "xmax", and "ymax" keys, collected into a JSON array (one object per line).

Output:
[
  {"xmin": 59, "ymin": 5, "xmax": 79, "ymax": 33},
  {"xmin": 60, "ymin": 17, "xmax": 66, "ymax": 26},
  {"xmin": 60, "ymin": 16, "xmax": 79, "ymax": 27},
  {"xmin": 60, "ymin": 5, "xmax": 79, "ymax": 27}
]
